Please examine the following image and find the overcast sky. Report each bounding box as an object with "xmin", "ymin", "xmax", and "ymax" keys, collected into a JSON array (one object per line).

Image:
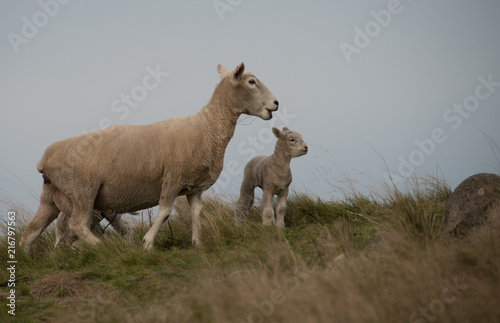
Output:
[{"xmin": 1, "ymin": 0, "xmax": 499, "ymax": 213}]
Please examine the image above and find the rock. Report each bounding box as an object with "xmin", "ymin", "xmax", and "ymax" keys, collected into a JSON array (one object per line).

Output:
[{"xmin": 441, "ymin": 173, "xmax": 500, "ymax": 237}]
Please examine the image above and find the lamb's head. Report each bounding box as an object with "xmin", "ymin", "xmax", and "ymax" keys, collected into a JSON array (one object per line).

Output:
[
  {"xmin": 217, "ymin": 63, "xmax": 278, "ymax": 120},
  {"xmin": 272, "ymin": 127, "xmax": 308, "ymax": 158}
]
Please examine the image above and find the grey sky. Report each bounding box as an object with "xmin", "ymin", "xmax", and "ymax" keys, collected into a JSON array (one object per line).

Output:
[{"xmin": 1, "ymin": 0, "xmax": 499, "ymax": 213}]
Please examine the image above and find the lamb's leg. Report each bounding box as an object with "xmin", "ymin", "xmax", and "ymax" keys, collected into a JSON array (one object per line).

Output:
[
  {"xmin": 142, "ymin": 192, "xmax": 176, "ymax": 251},
  {"xmin": 234, "ymin": 189, "xmax": 254, "ymax": 227},
  {"xmin": 91, "ymin": 212, "xmax": 105, "ymax": 236},
  {"xmin": 262, "ymin": 190, "xmax": 275, "ymax": 226},
  {"xmin": 20, "ymin": 184, "xmax": 60, "ymax": 253},
  {"xmin": 275, "ymin": 189, "xmax": 288, "ymax": 230},
  {"xmin": 105, "ymin": 213, "xmax": 134, "ymax": 245},
  {"xmin": 188, "ymin": 193, "xmax": 203, "ymax": 246}
]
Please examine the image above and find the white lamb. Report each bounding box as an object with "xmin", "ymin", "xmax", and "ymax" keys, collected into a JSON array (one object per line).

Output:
[
  {"xmin": 20, "ymin": 62, "xmax": 279, "ymax": 253},
  {"xmin": 234, "ymin": 127, "xmax": 308, "ymax": 229}
]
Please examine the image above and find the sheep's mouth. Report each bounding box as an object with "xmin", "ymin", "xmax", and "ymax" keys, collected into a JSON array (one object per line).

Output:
[{"xmin": 265, "ymin": 107, "xmax": 277, "ymax": 117}]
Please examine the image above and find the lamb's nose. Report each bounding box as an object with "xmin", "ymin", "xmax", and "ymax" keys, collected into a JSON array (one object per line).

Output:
[{"xmin": 274, "ymin": 100, "xmax": 279, "ymax": 108}]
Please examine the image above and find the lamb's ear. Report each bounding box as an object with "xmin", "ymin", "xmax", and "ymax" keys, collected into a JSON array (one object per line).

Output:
[
  {"xmin": 272, "ymin": 127, "xmax": 282, "ymax": 139},
  {"xmin": 217, "ymin": 64, "xmax": 230, "ymax": 79},
  {"xmin": 282, "ymin": 127, "xmax": 290, "ymax": 132},
  {"xmin": 233, "ymin": 62, "xmax": 245, "ymax": 81}
]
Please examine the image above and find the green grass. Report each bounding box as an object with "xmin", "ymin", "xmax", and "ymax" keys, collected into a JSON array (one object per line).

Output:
[{"xmin": 0, "ymin": 177, "xmax": 499, "ymax": 322}]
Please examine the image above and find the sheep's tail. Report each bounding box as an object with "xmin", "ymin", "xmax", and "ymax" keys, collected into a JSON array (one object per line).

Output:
[{"xmin": 37, "ymin": 159, "xmax": 50, "ymax": 184}]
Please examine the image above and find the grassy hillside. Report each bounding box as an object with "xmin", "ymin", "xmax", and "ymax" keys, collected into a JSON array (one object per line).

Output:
[{"xmin": 0, "ymin": 178, "xmax": 499, "ymax": 322}]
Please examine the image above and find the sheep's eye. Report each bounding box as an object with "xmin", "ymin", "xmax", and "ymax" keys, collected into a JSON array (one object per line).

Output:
[
  {"xmin": 290, "ymin": 138, "xmax": 296, "ymax": 142},
  {"xmin": 248, "ymin": 79, "xmax": 256, "ymax": 85}
]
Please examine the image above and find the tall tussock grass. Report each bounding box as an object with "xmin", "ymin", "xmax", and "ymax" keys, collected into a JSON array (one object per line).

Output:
[
  {"xmin": 381, "ymin": 176, "xmax": 452, "ymax": 241},
  {"xmin": 1, "ymin": 176, "xmax": 498, "ymax": 322}
]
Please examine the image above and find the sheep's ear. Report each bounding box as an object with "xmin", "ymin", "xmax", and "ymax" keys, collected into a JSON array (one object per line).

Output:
[
  {"xmin": 233, "ymin": 62, "xmax": 245, "ymax": 81},
  {"xmin": 217, "ymin": 64, "xmax": 230, "ymax": 79},
  {"xmin": 272, "ymin": 127, "xmax": 282, "ymax": 139},
  {"xmin": 282, "ymin": 127, "xmax": 290, "ymax": 132}
]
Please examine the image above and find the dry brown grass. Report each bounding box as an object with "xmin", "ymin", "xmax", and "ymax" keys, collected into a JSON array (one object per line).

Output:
[
  {"xmin": 30, "ymin": 271, "xmax": 86, "ymax": 299},
  {"xmin": 1, "ymin": 177, "xmax": 499, "ymax": 322}
]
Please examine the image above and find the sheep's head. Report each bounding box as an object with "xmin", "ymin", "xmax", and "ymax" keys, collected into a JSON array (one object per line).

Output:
[
  {"xmin": 217, "ymin": 63, "xmax": 279, "ymax": 120},
  {"xmin": 272, "ymin": 127, "xmax": 308, "ymax": 158}
]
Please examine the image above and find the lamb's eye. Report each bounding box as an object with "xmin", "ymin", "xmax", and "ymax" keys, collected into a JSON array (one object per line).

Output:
[
  {"xmin": 290, "ymin": 138, "xmax": 295, "ymax": 142},
  {"xmin": 248, "ymin": 79, "xmax": 256, "ymax": 85}
]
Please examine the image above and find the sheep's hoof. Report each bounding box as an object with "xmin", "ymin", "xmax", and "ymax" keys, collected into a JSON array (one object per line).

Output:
[{"xmin": 142, "ymin": 239, "xmax": 153, "ymax": 251}]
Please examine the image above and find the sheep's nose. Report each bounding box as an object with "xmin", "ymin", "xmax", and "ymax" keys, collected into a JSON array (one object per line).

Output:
[{"xmin": 274, "ymin": 100, "xmax": 279, "ymax": 108}]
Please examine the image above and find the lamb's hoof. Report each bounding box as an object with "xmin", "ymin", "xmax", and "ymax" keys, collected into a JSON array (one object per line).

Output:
[
  {"xmin": 125, "ymin": 234, "xmax": 134, "ymax": 246},
  {"xmin": 235, "ymin": 217, "xmax": 245, "ymax": 228},
  {"xmin": 192, "ymin": 239, "xmax": 202, "ymax": 247},
  {"xmin": 71, "ymin": 240, "xmax": 84, "ymax": 251},
  {"xmin": 262, "ymin": 220, "xmax": 275, "ymax": 226}
]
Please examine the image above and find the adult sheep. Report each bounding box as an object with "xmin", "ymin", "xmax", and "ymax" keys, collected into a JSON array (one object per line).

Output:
[{"xmin": 20, "ymin": 62, "xmax": 279, "ymax": 252}]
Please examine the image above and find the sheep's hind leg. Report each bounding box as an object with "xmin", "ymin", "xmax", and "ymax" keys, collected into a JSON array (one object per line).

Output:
[
  {"xmin": 187, "ymin": 193, "xmax": 203, "ymax": 246},
  {"xmin": 20, "ymin": 198, "xmax": 60, "ymax": 253},
  {"xmin": 234, "ymin": 189, "xmax": 254, "ymax": 227},
  {"xmin": 261, "ymin": 190, "xmax": 275, "ymax": 226},
  {"xmin": 55, "ymin": 212, "xmax": 78, "ymax": 248},
  {"xmin": 69, "ymin": 204, "xmax": 102, "ymax": 246},
  {"xmin": 275, "ymin": 189, "xmax": 288, "ymax": 230}
]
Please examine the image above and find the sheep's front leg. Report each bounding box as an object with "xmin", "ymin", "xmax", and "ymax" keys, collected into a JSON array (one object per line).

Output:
[
  {"xmin": 262, "ymin": 190, "xmax": 275, "ymax": 226},
  {"xmin": 276, "ymin": 189, "xmax": 288, "ymax": 230},
  {"xmin": 188, "ymin": 193, "xmax": 203, "ymax": 246},
  {"xmin": 142, "ymin": 202, "xmax": 174, "ymax": 251}
]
